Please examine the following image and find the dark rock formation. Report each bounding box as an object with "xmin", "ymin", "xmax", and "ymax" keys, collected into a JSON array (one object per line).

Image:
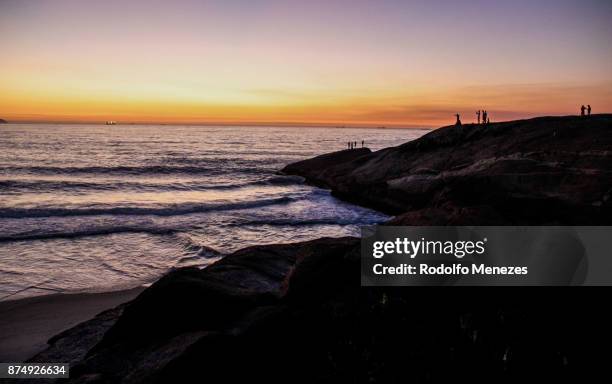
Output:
[
  {"xmin": 27, "ymin": 238, "xmax": 360, "ymax": 383},
  {"xmin": 23, "ymin": 237, "xmax": 602, "ymax": 383},
  {"xmin": 0, "ymin": 118, "xmax": 7, "ymax": 124},
  {"xmin": 282, "ymin": 148, "xmax": 371, "ymax": 188},
  {"xmin": 281, "ymin": 115, "xmax": 612, "ymax": 224},
  {"xmin": 28, "ymin": 306, "xmax": 127, "ymax": 366}
]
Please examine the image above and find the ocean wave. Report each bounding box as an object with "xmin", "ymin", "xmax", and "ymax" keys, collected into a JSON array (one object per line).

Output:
[
  {"xmin": 0, "ymin": 175, "xmax": 304, "ymax": 193},
  {"xmin": 0, "ymin": 165, "xmax": 265, "ymax": 176},
  {"xmin": 0, "ymin": 226, "xmax": 177, "ymax": 242},
  {"xmin": 229, "ymin": 217, "xmax": 385, "ymax": 227},
  {"xmin": 177, "ymin": 252, "xmax": 221, "ymax": 264},
  {"xmin": 251, "ymin": 175, "xmax": 305, "ymax": 186},
  {"xmin": 173, "ymin": 234, "xmax": 224, "ymax": 257},
  {"xmin": 0, "ymin": 196, "xmax": 294, "ymax": 219}
]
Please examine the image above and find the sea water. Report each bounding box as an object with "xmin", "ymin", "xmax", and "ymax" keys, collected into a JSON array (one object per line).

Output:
[{"xmin": 0, "ymin": 124, "xmax": 427, "ymax": 300}]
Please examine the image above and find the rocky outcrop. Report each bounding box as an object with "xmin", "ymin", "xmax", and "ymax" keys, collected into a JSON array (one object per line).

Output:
[
  {"xmin": 28, "ymin": 306, "xmax": 127, "ymax": 366},
  {"xmin": 0, "ymin": 119, "xmax": 7, "ymax": 124},
  {"xmin": 24, "ymin": 236, "xmax": 599, "ymax": 383},
  {"xmin": 28, "ymin": 237, "xmax": 362, "ymax": 383},
  {"xmin": 281, "ymin": 115, "xmax": 612, "ymax": 224},
  {"xmin": 281, "ymin": 148, "xmax": 371, "ymax": 188}
]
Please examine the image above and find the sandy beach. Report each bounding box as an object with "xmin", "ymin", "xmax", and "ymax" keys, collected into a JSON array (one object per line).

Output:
[{"xmin": 0, "ymin": 288, "xmax": 143, "ymax": 362}]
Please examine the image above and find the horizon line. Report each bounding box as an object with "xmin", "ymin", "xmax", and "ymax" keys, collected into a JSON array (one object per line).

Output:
[
  {"xmin": 0, "ymin": 119, "xmax": 433, "ymax": 130},
  {"xmin": 2, "ymin": 113, "xmax": 610, "ymax": 130}
]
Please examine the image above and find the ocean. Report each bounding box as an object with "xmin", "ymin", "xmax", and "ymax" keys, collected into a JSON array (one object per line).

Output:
[{"xmin": 0, "ymin": 124, "xmax": 427, "ymax": 300}]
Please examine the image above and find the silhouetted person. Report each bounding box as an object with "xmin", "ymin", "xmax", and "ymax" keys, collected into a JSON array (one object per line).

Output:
[
  {"xmin": 455, "ymin": 113, "xmax": 461, "ymax": 126},
  {"xmin": 476, "ymin": 110, "xmax": 481, "ymax": 124},
  {"xmin": 487, "ymin": 117, "xmax": 490, "ymax": 124},
  {"xmin": 587, "ymin": 105, "xmax": 592, "ymax": 116},
  {"xmin": 581, "ymin": 105, "xmax": 586, "ymax": 117},
  {"xmin": 347, "ymin": 141, "xmax": 350, "ymax": 150}
]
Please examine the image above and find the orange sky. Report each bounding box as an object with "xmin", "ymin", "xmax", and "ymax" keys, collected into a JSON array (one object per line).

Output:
[{"xmin": 1, "ymin": 0, "xmax": 611, "ymax": 127}]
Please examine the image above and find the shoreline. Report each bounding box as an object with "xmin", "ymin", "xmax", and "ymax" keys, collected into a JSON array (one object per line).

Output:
[{"xmin": 0, "ymin": 287, "xmax": 144, "ymax": 362}]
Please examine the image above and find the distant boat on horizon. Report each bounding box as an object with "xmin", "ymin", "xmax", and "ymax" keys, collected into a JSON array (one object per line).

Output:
[{"xmin": 105, "ymin": 121, "xmax": 117, "ymax": 125}]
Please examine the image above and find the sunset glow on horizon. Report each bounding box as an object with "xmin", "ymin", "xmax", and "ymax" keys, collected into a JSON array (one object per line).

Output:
[{"xmin": 1, "ymin": 0, "xmax": 611, "ymax": 127}]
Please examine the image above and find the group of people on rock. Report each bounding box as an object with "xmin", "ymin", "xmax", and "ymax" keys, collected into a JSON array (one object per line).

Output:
[
  {"xmin": 580, "ymin": 105, "xmax": 592, "ymax": 116},
  {"xmin": 453, "ymin": 105, "xmax": 596, "ymax": 126},
  {"xmin": 476, "ymin": 110, "xmax": 490, "ymax": 125},
  {"xmin": 454, "ymin": 110, "xmax": 491, "ymax": 126},
  {"xmin": 347, "ymin": 140, "xmax": 364, "ymax": 150}
]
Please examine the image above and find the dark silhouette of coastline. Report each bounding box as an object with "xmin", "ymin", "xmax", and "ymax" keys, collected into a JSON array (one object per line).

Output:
[{"xmin": 284, "ymin": 114, "xmax": 612, "ymax": 224}]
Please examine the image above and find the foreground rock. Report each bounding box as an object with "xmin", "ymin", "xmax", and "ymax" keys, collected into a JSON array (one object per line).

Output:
[
  {"xmin": 22, "ymin": 237, "xmax": 603, "ymax": 383},
  {"xmin": 282, "ymin": 115, "xmax": 612, "ymax": 224},
  {"xmin": 27, "ymin": 238, "xmax": 360, "ymax": 383}
]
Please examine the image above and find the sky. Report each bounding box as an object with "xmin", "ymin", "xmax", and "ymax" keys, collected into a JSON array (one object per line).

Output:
[{"xmin": 1, "ymin": 0, "xmax": 611, "ymax": 127}]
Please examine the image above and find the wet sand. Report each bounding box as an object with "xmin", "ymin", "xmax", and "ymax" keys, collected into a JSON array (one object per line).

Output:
[{"xmin": 0, "ymin": 288, "xmax": 143, "ymax": 362}]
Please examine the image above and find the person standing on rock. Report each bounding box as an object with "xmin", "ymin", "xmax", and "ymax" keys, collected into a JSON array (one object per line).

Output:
[
  {"xmin": 482, "ymin": 110, "xmax": 488, "ymax": 124},
  {"xmin": 455, "ymin": 113, "xmax": 462, "ymax": 126},
  {"xmin": 362, "ymin": 140, "xmax": 365, "ymax": 148},
  {"xmin": 587, "ymin": 105, "xmax": 592, "ymax": 116},
  {"xmin": 581, "ymin": 105, "xmax": 586, "ymax": 116},
  {"xmin": 477, "ymin": 110, "xmax": 481, "ymax": 124}
]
